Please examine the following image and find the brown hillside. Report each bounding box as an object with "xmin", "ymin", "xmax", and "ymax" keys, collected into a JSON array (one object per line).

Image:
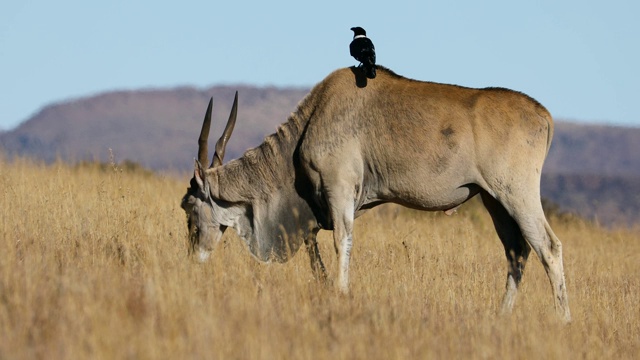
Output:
[
  {"xmin": 542, "ymin": 173, "xmax": 640, "ymax": 226},
  {"xmin": 0, "ymin": 86, "xmax": 308, "ymax": 170},
  {"xmin": 545, "ymin": 122, "xmax": 640, "ymax": 177}
]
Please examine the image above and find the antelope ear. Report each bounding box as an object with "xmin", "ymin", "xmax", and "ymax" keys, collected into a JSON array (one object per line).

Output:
[{"xmin": 194, "ymin": 159, "xmax": 207, "ymax": 189}]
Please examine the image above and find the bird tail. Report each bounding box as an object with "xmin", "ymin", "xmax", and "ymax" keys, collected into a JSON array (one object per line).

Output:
[
  {"xmin": 366, "ymin": 64, "xmax": 376, "ymax": 79},
  {"xmin": 364, "ymin": 61, "xmax": 376, "ymax": 79},
  {"xmin": 362, "ymin": 58, "xmax": 376, "ymax": 79}
]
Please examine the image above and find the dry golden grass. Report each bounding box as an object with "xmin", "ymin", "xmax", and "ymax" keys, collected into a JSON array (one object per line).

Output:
[{"xmin": 1, "ymin": 156, "xmax": 638, "ymax": 359}]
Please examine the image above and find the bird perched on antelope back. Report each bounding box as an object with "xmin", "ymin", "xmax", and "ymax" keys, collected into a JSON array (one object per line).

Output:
[{"xmin": 350, "ymin": 26, "xmax": 376, "ymax": 79}]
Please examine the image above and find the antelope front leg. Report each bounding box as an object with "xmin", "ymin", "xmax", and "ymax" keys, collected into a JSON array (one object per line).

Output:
[
  {"xmin": 304, "ymin": 230, "xmax": 328, "ymax": 282},
  {"xmin": 328, "ymin": 192, "xmax": 356, "ymax": 294},
  {"xmin": 335, "ymin": 229, "xmax": 353, "ymax": 293}
]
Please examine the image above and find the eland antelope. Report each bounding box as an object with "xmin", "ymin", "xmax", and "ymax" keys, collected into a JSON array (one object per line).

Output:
[{"xmin": 180, "ymin": 66, "xmax": 571, "ymax": 322}]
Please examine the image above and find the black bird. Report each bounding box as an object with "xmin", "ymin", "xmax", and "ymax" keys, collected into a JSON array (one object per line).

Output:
[{"xmin": 350, "ymin": 27, "xmax": 376, "ymax": 79}]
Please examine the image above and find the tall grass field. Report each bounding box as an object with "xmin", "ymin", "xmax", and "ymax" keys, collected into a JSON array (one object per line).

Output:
[{"xmin": 1, "ymin": 157, "xmax": 638, "ymax": 359}]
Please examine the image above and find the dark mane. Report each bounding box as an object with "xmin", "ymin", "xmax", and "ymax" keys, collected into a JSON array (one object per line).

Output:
[
  {"xmin": 216, "ymin": 87, "xmax": 320, "ymax": 199},
  {"xmin": 375, "ymin": 65, "xmax": 405, "ymax": 80}
]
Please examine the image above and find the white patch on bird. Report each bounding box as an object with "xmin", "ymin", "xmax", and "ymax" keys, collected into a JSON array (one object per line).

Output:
[{"xmin": 353, "ymin": 35, "xmax": 367, "ymax": 39}]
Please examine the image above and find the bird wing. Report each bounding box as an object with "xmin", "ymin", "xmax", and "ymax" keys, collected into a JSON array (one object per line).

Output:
[{"xmin": 350, "ymin": 38, "xmax": 375, "ymax": 62}]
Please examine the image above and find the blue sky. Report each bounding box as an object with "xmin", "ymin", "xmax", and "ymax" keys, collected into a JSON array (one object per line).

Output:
[{"xmin": 1, "ymin": 0, "xmax": 638, "ymax": 130}]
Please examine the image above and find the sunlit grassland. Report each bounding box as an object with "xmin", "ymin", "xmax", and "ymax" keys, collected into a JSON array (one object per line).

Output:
[{"xmin": 1, "ymin": 157, "xmax": 638, "ymax": 359}]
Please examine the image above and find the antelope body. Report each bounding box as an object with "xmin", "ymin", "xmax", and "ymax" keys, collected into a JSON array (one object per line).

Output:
[{"xmin": 181, "ymin": 66, "xmax": 571, "ymax": 321}]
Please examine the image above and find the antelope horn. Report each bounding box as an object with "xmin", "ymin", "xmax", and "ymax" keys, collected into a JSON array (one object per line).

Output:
[
  {"xmin": 211, "ymin": 91, "xmax": 238, "ymax": 168},
  {"xmin": 197, "ymin": 97, "xmax": 214, "ymax": 167}
]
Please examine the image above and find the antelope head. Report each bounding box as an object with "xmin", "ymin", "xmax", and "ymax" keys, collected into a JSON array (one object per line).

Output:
[{"xmin": 181, "ymin": 92, "xmax": 239, "ymax": 261}]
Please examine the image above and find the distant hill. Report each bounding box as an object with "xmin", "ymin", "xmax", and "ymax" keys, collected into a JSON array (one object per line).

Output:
[
  {"xmin": 541, "ymin": 122, "xmax": 640, "ymax": 226},
  {"xmin": 0, "ymin": 86, "xmax": 309, "ymax": 170},
  {"xmin": 546, "ymin": 122, "xmax": 640, "ymax": 177},
  {"xmin": 2, "ymin": 86, "xmax": 639, "ymax": 226},
  {"xmin": 541, "ymin": 172, "xmax": 640, "ymax": 227}
]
